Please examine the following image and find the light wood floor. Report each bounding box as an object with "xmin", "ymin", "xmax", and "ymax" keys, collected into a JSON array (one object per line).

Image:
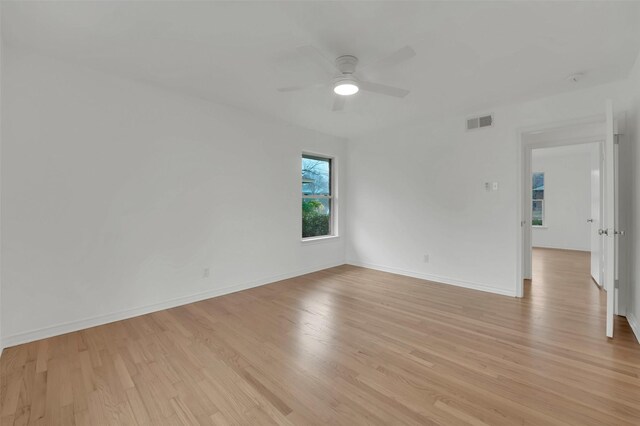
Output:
[{"xmin": 1, "ymin": 248, "xmax": 639, "ymax": 425}]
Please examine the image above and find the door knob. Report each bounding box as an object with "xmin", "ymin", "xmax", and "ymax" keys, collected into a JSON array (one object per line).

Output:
[
  {"xmin": 598, "ymin": 229, "xmax": 608, "ymax": 236},
  {"xmin": 587, "ymin": 219, "xmax": 594, "ymax": 223},
  {"xmin": 614, "ymin": 230, "xmax": 625, "ymax": 236}
]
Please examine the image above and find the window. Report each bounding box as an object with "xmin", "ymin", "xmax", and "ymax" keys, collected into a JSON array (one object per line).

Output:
[
  {"xmin": 532, "ymin": 172, "xmax": 545, "ymax": 226},
  {"xmin": 302, "ymin": 154, "xmax": 333, "ymax": 238}
]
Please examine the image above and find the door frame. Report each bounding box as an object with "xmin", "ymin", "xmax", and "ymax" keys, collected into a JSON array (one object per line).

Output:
[
  {"xmin": 590, "ymin": 141, "xmax": 605, "ymax": 288},
  {"xmin": 515, "ymin": 114, "xmax": 605, "ymax": 298}
]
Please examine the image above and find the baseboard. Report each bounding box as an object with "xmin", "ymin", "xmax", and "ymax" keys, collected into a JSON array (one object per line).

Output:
[
  {"xmin": 347, "ymin": 260, "xmax": 517, "ymax": 297},
  {"xmin": 532, "ymin": 245, "xmax": 590, "ymax": 253},
  {"xmin": 628, "ymin": 312, "xmax": 640, "ymax": 344},
  {"xmin": 2, "ymin": 261, "xmax": 344, "ymax": 349}
]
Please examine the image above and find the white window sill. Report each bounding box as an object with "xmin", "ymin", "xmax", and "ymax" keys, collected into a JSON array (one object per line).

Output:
[
  {"xmin": 301, "ymin": 235, "xmax": 340, "ymax": 245},
  {"xmin": 532, "ymin": 225, "xmax": 548, "ymax": 229}
]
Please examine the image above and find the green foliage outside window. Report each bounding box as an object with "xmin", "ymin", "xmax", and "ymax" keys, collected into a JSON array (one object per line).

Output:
[{"xmin": 302, "ymin": 199, "xmax": 330, "ymax": 237}]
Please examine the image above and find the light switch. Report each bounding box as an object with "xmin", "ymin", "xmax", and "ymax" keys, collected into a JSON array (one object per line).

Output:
[{"xmin": 484, "ymin": 182, "xmax": 498, "ymax": 192}]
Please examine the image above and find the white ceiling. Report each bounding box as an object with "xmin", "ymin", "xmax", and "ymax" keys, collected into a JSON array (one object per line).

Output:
[{"xmin": 3, "ymin": 1, "xmax": 640, "ymax": 138}]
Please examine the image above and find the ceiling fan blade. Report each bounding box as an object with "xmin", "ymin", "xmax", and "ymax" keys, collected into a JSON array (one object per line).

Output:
[
  {"xmin": 332, "ymin": 96, "xmax": 346, "ymax": 112},
  {"xmin": 297, "ymin": 45, "xmax": 338, "ymax": 76},
  {"xmin": 277, "ymin": 85, "xmax": 308, "ymax": 92},
  {"xmin": 359, "ymin": 81, "xmax": 410, "ymax": 98},
  {"xmin": 277, "ymin": 82, "xmax": 326, "ymax": 93},
  {"xmin": 363, "ymin": 45, "xmax": 416, "ymax": 71}
]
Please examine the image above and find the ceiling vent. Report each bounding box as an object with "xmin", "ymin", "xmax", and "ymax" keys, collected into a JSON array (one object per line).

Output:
[{"xmin": 466, "ymin": 114, "xmax": 493, "ymax": 131}]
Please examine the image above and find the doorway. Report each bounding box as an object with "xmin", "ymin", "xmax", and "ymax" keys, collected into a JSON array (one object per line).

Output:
[
  {"xmin": 519, "ymin": 120, "xmax": 607, "ymax": 286},
  {"xmin": 529, "ymin": 142, "xmax": 604, "ymax": 286},
  {"xmin": 517, "ymin": 118, "xmax": 615, "ymax": 332},
  {"xmin": 517, "ymin": 106, "xmax": 627, "ymax": 339},
  {"xmin": 526, "ymin": 142, "xmax": 604, "ymax": 313}
]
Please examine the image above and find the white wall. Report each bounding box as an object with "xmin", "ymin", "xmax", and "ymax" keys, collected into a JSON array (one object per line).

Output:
[
  {"xmin": 0, "ymin": 48, "xmax": 347, "ymax": 347},
  {"xmin": 0, "ymin": 7, "xmax": 3, "ymax": 355},
  {"xmin": 531, "ymin": 144, "xmax": 595, "ymax": 251},
  {"xmin": 346, "ymin": 80, "xmax": 630, "ymax": 297},
  {"xmin": 626, "ymin": 50, "xmax": 640, "ymax": 341}
]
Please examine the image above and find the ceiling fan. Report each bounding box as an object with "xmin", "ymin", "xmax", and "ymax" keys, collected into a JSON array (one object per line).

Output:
[{"xmin": 277, "ymin": 45, "xmax": 415, "ymax": 111}]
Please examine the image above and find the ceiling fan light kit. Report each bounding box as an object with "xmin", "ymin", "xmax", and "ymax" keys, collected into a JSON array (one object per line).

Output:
[{"xmin": 333, "ymin": 78, "xmax": 359, "ymax": 96}]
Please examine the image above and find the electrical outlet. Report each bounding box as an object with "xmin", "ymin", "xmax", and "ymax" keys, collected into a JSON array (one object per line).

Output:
[
  {"xmin": 423, "ymin": 254, "xmax": 429, "ymax": 263},
  {"xmin": 203, "ymin": 268, "xmax": 210, "ymax": 278}
]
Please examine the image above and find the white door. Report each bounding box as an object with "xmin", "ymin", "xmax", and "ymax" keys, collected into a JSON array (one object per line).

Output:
[
  {"xmin": 589, "ymin": 143, "xmax": 602, "ymax": 286},
  {"xmin": 603, "ymin": 100, "xmax": 617, "ymax": 338}
]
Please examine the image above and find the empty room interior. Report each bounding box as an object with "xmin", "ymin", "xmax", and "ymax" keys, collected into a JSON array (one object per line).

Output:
[{"xmin": 2, "ymin": 1, "xmax": 640, "ymax": 425}]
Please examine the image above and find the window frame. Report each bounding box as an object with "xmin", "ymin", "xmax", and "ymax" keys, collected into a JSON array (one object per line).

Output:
[
  {"xmin": 301, "ymin": 152, "xmax": 337, "ymax": 241},
  {"xmin": 532, "ymin": 171, "xmax": 545, "ymax": 228}
]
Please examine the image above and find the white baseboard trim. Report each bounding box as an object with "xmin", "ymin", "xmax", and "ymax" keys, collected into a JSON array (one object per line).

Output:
[
  {"xmin": 347, "ymin": 260, "xmax": 517, "ymax": 297},
  {"xmin": 532, "ymin": 245, "xmax": 590, "ymax": 253},
  {"xmin": 2, "ymin": 261, "xmax": 344, "ymax": 349},
  {"xmin": 627, "ymin": 312, "xmax": 640, "ymax": 344}
]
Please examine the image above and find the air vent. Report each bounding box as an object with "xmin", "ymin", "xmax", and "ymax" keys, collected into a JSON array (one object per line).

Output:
[{"xmin": 466, "ymin": 114, "xmax": 493, "ymax": 131}]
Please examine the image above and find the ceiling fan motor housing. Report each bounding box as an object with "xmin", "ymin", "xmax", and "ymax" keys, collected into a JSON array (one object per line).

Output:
[{"xmin": 335, "ymin": 55, "xmax": 359, "ymax": 74}]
